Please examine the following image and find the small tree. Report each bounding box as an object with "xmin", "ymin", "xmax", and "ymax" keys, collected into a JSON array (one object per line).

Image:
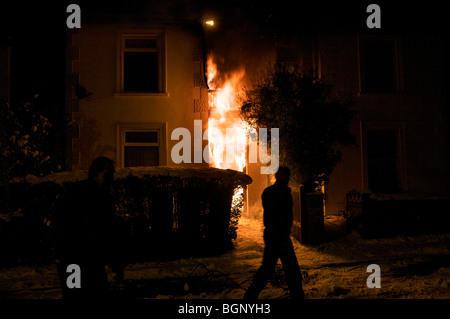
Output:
[
  {"xmin": 0, "ymin": 98, "xmax": 55, "ymax": 183},
  {"xmin": 240, "ymin": 65, "xmax": 356, "ymax": 192}
]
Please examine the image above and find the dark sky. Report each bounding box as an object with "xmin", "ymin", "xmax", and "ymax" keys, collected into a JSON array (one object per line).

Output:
[{"xmin": 1, "ymin": 0, "xmax": 445, "ymax": 36}]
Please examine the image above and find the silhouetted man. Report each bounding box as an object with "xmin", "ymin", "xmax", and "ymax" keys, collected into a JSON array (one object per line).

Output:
[
  {"xmin": 245, "ymin": 166, "xmax": 304, "ymax": 299},
  {"xmin": 54, "ymin": 156, "xmax": 124, "ymax": 299}
]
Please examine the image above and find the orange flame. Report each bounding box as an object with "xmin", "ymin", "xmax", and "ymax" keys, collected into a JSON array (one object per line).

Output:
[
  {"xmin": 207, "ymin": 56, "xmax": 246, "ymax": 173},
  {"xmin": 207, "ymin": 55, "xmax": 248, "ymax": 206},
  {"xmin": 207, "ymin": 56, "xmax": 217, "ymax": 89}
]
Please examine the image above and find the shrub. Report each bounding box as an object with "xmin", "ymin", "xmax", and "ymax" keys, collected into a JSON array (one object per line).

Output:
[
  {"xmin": 0, "ymin": 167, "xmax": 252, "ymax": 267},
  {"xmin": 240, "ymin": 65, "xmax": 356, "ymax": 191},
  {"xmin": 0, "ymin": 99, "xmax": 55, "ymax": 184}
]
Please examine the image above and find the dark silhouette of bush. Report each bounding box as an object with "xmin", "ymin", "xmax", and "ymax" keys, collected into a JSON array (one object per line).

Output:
[
  {"xmin": 0, "ymin": 167, "xmax": 252, "ymax": 267},
  {"xmin": 240, "ymin": 65, "xmax": 356, "ymax": 191}
]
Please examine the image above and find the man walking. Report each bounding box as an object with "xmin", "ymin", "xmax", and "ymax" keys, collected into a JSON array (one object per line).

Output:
[
  {"xmin": 54, "ymin": 157, "xmax": 125, "ymax": 299},
  {"xmin": 245, "ymin": 166, "xmax": 304, "ymax": 299}
]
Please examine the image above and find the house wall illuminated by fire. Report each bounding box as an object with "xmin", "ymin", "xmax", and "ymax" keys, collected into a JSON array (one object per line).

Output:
[
  {"xmin": 65, "ymin": 13, "xmax": 275, "ymax": 219},
  {"xmin": 64, "ymin": 7, "xmax": 450, "ymax": 220}
]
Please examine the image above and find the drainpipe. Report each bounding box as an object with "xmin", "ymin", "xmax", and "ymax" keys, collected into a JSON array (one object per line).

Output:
[{"xmin": 199, "ymin": 23, "xmax": 210, "ymax": 91}]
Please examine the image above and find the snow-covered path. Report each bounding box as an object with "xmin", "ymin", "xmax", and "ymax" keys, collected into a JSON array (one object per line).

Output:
[{"xmin": 1, "ymin": 216, "xmax": 450, "ymax": 299}]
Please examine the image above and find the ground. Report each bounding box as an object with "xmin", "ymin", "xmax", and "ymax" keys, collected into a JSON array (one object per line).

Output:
[{"xmin": 1, "ymin": 215, "xmax": 450, "ymax": 300}]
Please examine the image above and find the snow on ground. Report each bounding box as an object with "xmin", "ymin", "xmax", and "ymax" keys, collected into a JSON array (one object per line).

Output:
[{"xmin": 1, "ymin": 215, "xmax": 450, "ymax": 299}]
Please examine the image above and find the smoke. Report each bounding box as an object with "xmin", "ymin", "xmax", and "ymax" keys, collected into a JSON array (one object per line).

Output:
[{"xmin": 202, "ymin": 7, "xmax": 275, "ymax": 90}]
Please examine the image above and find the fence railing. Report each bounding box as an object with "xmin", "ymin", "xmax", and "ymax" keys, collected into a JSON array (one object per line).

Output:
[{"xmin": 344, "ymin": 190, "xmax": 450, "ymax": 238}]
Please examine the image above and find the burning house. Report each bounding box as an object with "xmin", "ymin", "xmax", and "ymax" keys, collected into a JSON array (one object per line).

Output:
[
  {"xmin": 62, "ymin": 2, "xmax": 450, "ymax": 239},
  {"xmin": 63, "ymin": 5, "xmax": 276, "ymax": 222},
  {"xmin": 1, "ymin": 0, "xmax": 450, "ymax": 302}
]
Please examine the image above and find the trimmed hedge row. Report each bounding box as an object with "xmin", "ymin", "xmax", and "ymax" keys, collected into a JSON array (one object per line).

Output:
[{"xmin": 0, "ymin": 167, "xmax": 252, "ymax": 267}]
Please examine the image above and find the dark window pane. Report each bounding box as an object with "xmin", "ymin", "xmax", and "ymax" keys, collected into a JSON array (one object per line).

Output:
[
  {"xmin": 125, "ymin": 131, "xmax": 158, "ymax": 143},
  {"xmin": 124, "ymin": 52, "xmax": 158, "ymax": 92},
  {"xmin": 367, "ymin": 130, "xmax": 398, "ymax": 193},
  {"xmin": 362, "ymin": 41, "xmax": 396, "ymax": 92},
  {"xmin": 368, "ymin": 161, "xmax": 397, "ymax": 193},
  {"xmin": 367, "ymin": 130, "xmax": 397, "ymax": 160},
  {"xmin": 125, "ymin": 38, "xmax": 157, "ymax": 49},
  {"xmin": 125, "ymin": 146, "xmax": 159, "ymax": 167}
]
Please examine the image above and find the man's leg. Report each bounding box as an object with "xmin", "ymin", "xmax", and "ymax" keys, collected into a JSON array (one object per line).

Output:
[
  {"xmin": 245, "ymin": 242, "xmax": 279, "ymax": 299},
  {"xmin": 280, "ymin": 238, "xmax": 304, "ymax": 299}
]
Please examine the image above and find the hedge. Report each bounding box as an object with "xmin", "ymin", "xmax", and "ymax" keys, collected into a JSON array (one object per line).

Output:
[{"xmin": 0, "ymin": 167, "xmax": 252, "ymax": 267}]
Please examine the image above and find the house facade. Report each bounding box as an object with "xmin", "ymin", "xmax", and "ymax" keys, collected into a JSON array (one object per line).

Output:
[
  {"xmin": 64, "ymin": 11, "xmax": 450, "ymax": 221},
  {"xmin": 64, "ymin": 14, "xmax": 275, "ymax": 220},
  {"xmin": 65, "ymin": 19, "xmax": 211, "ymax": 171},
  {"xmin": 317, "ymin": 32, "xmax": 450, "ymax": 215}
]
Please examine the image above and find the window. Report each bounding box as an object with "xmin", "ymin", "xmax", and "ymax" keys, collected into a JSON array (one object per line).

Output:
[
  {"xmin": 124, "ymin": 130, "xmax": 160, "ymax": 167},
  {"xmin": 366, "ymin": 130, "xmax": 399, "ymax": 193},
  {"xmin": 117, "ymin": 123, "xmax": 167, "ymax": 168},
  {"xmin": 359, "ymin": 37, "xmax": 399, "ymax": 93},
  {"xmin": 120, "ymin": 34, "xmax": 165, "ymax": 93}
]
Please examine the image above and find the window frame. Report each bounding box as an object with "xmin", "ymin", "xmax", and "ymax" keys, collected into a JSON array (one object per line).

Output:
[
  {"xmin": 357, "ymin": 35, "xmax": 402, "ymax": 94},
  {"xmin": 360, "ymin": 121, "xmax": 406, "ymax": 194},
  {"xmin": 116, "ymin": 33, "xmax": 166, "ymax": 94},
  {"xmin": 116, "ymin": 123, "xmax": 167, "ymax": 168}
]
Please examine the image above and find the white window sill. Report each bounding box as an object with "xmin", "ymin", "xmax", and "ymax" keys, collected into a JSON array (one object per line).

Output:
[{"xmin": 114, "ymin": 92, "xmax": 169, "ymax": 97}]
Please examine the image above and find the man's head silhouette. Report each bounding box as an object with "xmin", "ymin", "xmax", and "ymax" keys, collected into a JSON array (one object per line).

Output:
[
  {"xmin": 88, "ymin": 157, "xmax": 115, "ymax": 187},
  {"xmin": 275, "ymin": 166, "xmax": 290, "ymax": 185}
]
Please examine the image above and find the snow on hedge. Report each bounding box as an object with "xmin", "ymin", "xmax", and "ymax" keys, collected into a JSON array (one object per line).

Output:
[{"xmin": 10, "ymin": 166, "xmax": 253, "ymax": 187}]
